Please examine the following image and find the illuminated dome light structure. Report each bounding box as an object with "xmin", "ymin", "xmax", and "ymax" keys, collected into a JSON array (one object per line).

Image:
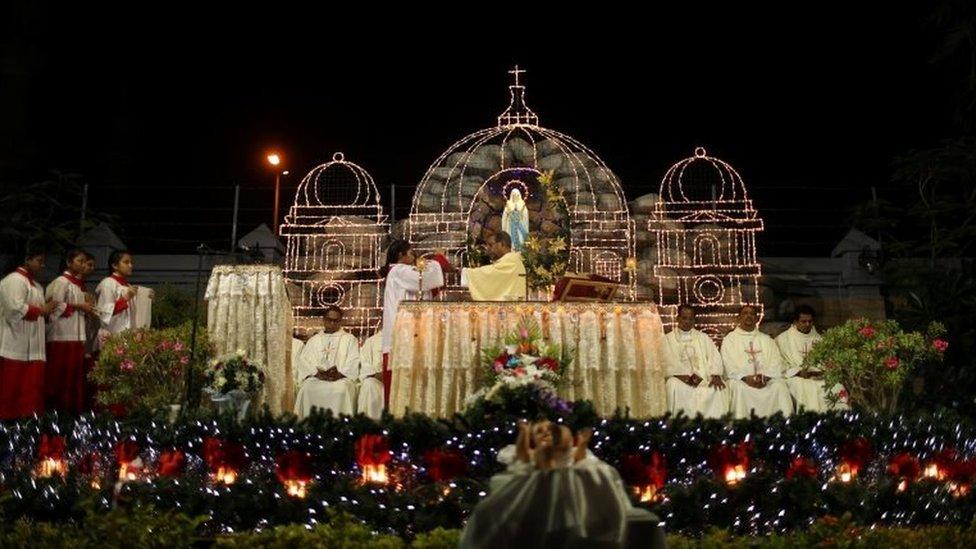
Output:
[
  {"xmin": 406, "ymin": 67, "xmax": 636, "ymax": 294},
  {"xmin": 648, "ymin": 147, "xmax": 764, "ymax": 341},
  {"xmin": 280, "ymin": 152, "xmax": 389, "ymax": 340}
]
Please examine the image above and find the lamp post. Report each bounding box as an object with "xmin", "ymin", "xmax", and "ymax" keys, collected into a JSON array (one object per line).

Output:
[{"xmin": 267, "ymin": 153, "xmax": 285, "ymax": 233}]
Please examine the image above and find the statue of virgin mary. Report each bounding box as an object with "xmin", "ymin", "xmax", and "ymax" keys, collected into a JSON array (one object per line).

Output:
[{"xmin": 501, "ymin": 188, "xmax": 529, "ymax": 251}]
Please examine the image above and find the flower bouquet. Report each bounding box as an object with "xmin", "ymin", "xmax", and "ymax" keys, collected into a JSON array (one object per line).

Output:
[{"xmin": 204, "ymin": 349, "xmax": 265, "ymax": 420}]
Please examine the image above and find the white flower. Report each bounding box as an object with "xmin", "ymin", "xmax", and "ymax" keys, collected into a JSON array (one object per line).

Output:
[{"xmin": 235, "ymin": 348, "xmax": 247, "ymax": 358}]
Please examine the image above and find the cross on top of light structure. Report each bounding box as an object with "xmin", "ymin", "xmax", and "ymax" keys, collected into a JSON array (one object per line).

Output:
[{"xmin": 498, "ymin": 65, "xmax": 540, "ymax": 127}]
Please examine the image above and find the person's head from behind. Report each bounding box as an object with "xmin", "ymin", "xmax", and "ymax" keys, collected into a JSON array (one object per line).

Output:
[
  {"xmin": 487, "ymin": 231, "xmax": 512, "ymax": 260},
  {"xmin": 530, "ymin": 420, "xmax": 553, "ymax": 449},
  {"xmin": 322, "ymin": 305, "xmax": 343, "ymax": 334},
  {"xmin": 64, "ymin": 249, "xmax": 87, "ymax": 276},
  {"xmin": 109, "ymin": 250, "xmax": 134, "ymax": 278},
  {"xmin": 676, "ymin": 304, "xmax": 696, "ymax": 332},
  {"xmin": 793, "ymin": 304, "xmax": 816, "ymax": 334}
]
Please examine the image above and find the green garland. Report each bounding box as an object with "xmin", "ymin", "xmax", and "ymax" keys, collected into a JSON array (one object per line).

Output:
[{"xmin": 2, "ymin": 398, "xmax": 976, "ymax": 539}]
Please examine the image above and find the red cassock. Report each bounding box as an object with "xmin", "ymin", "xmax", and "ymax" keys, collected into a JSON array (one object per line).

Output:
[{"xmin": 44, "ymin": 272, "xmax": 89, "ymax": 413}]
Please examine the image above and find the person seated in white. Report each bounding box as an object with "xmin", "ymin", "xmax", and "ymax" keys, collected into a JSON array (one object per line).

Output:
[
  {"xmin": 460, "ymin": 231, "xmax": 527, "ymax": 301},
  {"xmin": 358, "ymin": 330, "xmax": 384, "ymax": 420},
  {"xmin": 721, "ymin": 305, "xmax": 794, "ymax": 419},
  {"xmin": 663, "ymin": 304, "xmax": 730, "ymax": 419},
  {"xmin": 776, "ymin": 304, "xmax": 848, "ymax": 412},
  {"xmin": 293, "ymin": 306, "xmax": 360, "ymax": 418}
]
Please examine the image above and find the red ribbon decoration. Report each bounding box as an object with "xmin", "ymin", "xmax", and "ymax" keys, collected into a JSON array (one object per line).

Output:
[
  {"xmin": 276, "ymin": 450, "xmax": 314, "ymax": 483},
  {"xmin": 708, "ymin": 442, "xmax": 752, "ymax": 479},
  {"xmin": 38, "ymin": 434, "xmax": 67, "ymax": 461},
  {"xmin": 785, "ymin": 456, "xmax": 819, "ymax": 480},
  {"xmin": 201, "ymin": 437, "xmax": 247, "ymax": 472},
  {"xmin": 838, "ymin": 437, "xmax": 872, "ymax": 475},
  {"xmin": 887, "ymin": 452, "xmax": 922, "ymax": 481},
  {"xmin": 423, "ymin": 448, "xmax": 467, "ymax": 482},
  {"xmin": 157, "ymin": 449, "xmax": 186, "ymax": 478},
  {"xmin": 355, "ymin": 434, "xmax": 391, "ymax": 467},
  {"xmin": 114, "ymin": 440, "xmax": 140, "ymax": 465},
  {"xmin": 620, "ymin": 452, "xmax": 667, "ymax": 489}
]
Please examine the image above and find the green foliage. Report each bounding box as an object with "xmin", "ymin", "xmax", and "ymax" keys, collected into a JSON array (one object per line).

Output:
[
  {"xmin": 0, "ymin": 500, "xmax": 204, "ymax": 548},
  {"xmin": 807, "ymin": 318, "xmax": 946, "ymax": 413},
  {"xmin": 521, "ymin": 170, "xmax": 571, "ymax": 289},
  {"xmin": 91, "ymin": 324, "xmax": 212, "ymax": 411},
  {"xmin": 151, "ymin": 284, "xmax": 205, "ymax": 329},
  {"xmin": 214, "ymin": 511, "xmax": 403, "ymax": 548},
  {"xmin": 409, "ymin": 527, "xmax": 461, "ymax": 549}
]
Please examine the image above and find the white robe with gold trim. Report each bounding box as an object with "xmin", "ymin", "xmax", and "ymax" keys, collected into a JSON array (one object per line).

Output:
[
  {"xmin": 721, "ymin": 328, "xmax": 793, "ymax": 419},
  {"xmin": 662, "ymin": 328, "xmax": 729, "ymax": 419},
  {"xmin": 776, "ymin": 325, "xmax": 847, "ymax": 412},
  {"xmin": 293, "ymin": 329, "xmax": 359, "ymax": 418}
]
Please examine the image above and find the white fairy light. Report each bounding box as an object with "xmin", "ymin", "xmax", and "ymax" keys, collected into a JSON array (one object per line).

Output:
[
  {"xmin": 649, "ymin": 147, "xmax": 765, "ymax": 342},
  {"xmin": 280, "ymin": 152, "xmax": 389, "ymax": 340}
]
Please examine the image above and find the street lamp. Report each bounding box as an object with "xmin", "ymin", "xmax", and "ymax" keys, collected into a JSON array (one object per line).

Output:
[{"xmin": 267, "ymin": 153, "xmax": 285, "ymax": 233}]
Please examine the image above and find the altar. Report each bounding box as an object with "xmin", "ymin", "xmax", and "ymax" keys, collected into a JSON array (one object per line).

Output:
[{"xmin": 389, "ymin": 301, "xmax": 667, "ymax": 418}]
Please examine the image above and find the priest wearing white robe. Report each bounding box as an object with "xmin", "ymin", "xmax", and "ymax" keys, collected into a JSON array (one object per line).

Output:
[
  {"xmin": 358, "ymin": 330, "xmax": 384, "ymax": 420},
  {"xmin": 777, "ymin": 304, "xmax": 847, "ymax": 412},
  {"xmin": 663, "ymin": 304, "xmax": 730, "ymax": 419},
  {"xmin": 460, "ymin": 231, "xmax": 527, "ymax": 302},
  {"xmin": 721, "ymin": 305, "xmax": 794, "ymax": 419},
  {"xmin": 0, "ymin": 250, "xmax": 57, "ymax": 419},
  {"xmin": 294, "ymin": 306, "xmax": 360, "ymax": 418}
]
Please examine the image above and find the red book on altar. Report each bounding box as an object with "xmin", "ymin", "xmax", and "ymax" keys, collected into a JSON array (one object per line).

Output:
[{"xmin": 552, "ymin": 273, "xmax": 622, "ymax": 302}]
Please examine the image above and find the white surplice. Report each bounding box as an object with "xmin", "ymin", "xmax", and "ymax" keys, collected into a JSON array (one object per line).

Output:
[
  {"xmin": 94, "ymin": 274, "xmax": 133, "ymax": 348},
  {"xmin": 721, "ymin": 327, "xmax": 794, "ymax": 418},
  {"xmin": 381, "ymin": 261, "xmax": 444, "ymax": 353},
  {"xmin": 45, "ymin": 272, "xmax": 87, "ymax": 343},
  {"xmin": 662, "ymin": 328, "xmax": 730, "ymax": 419},
  {"xmin": 293, "ymin": 329, "xmax": 359, "ymax": 418},
  {"xmin": 0, "ymin": 269, "xmax": 46, "ymax": 361},
  {"xmin": 776, "ymin": 325, "xmax": 847, "ymax": 412},
  {"xmin": 358, "ymin": 331, "xmax": 384, "ymax": 420}
]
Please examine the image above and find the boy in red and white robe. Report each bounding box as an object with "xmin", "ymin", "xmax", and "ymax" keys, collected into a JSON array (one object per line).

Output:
[
  {"xmin": 45, "ymin": 250, "xmax": 95, "ymax": 414},
  {"xmin": 0, "ymin": 253, "xmax": 57, "ymax": 419},
  {"xmin": 94, "ymin": 251, "xmax": 138, "ymax": 348}
]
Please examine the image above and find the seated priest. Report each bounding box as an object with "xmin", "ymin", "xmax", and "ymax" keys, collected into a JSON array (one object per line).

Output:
[
  {"xmin": 776, "ymin": 304, "xmax": 848, "ymax": 412},
  {"xmin": 293, "ymin": 306, "xmax": 360, "ymax": 418},
  {"xmin": 662, "ymin": 304, "xmax": 729, "ymax": 419},
  {"xmin": 720, "ymin": 305, "xmax": 794, "ymax": 419},
  {"xmin": 358, "ymin": 329, "xmax": 384, "ymax": 420},
  {"xmin": 460, "ymin": 231, "xmax": 527, "ymax": 301}
]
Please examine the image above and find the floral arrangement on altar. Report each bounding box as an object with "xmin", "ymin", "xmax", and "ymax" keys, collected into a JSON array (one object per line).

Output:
[
  {"xmin": 204, "ymin": 350, "xmax": 265, "ymax": 418},
  {"xmin": 92, "ymin": 325, "xmax": 206, "ymax": 413},
  {"xmin": 470, "ymin": 318, "xmax": 574, "ymax": 409},
  {"xmin": 205, "ymin": 350, "xmax": 265, "ymax": 396},
  {"xmin": 521, "ymin": 169, "xmax": 571, "ymax": 290},
  {"xmin": 806, "ymin": 318, "xmax": 947, "ymax": 414}
]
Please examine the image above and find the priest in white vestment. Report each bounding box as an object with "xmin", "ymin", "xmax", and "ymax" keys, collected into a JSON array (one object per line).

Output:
[
  {"xmin": 721, "ymin": 305, "xmax": 794, "ymax": 419},
  {"xmin": 663, "ymin": 304, "xmax": 730, "ymax": 418},
  {"xmin": 776, "ymin": 304, "xmax": 848, "ymax": 412},
  {"xmin": 0, "ymin": 251, "xmax": 57, "ymax": 419},
  {"xmin": 460, "ymin": 231, "xmax": 527, "ymax": 301},
  {"xmin": 358, "ymin": 330, "xmax": 384, "ymax": 420},
  {"xmin": 293, "ymin": 306, "xmax": 360, "ymax": 418}
]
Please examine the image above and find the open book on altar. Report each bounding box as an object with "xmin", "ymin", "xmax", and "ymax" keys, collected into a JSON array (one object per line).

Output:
[{"xmin": 552, "ymin": 273, "xmax": 622, "ymax": 302}]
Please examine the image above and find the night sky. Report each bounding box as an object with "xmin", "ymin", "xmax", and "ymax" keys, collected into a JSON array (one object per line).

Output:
[{"xmin": 0, "ymin": 3, "xmax": 956, "ymax": 256}]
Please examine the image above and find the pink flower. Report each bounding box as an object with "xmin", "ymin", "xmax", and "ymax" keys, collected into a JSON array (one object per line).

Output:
[
  {"xmin": 179, "ymin": 355, "xmax": 189, "ymax": 365},
  {"xmin": 159, "ymin": 340, "xmax": 173, "ymax": 350},
  {"xmin": 513, "ymin": 366, "xmax": 526, "ymax": 377},
  {"xmin": 173, "ymin": 342, "xmax": 185, "ymax": 352},
  {"xmin": 858, "ymin": 326, "xmax": 876, "ymax": 338},
  {"xmin": 120, "ymin": 359, "xmax": 135, "ymax": 371},
  {"xmin": 838, "ymin": 388, "xmax": 849, "ymax": 402},
  {"xmin": 884, "ymin": 357, "xmax": 900, "ymax": 370},
  {"xmin": 932, "ymin": 339, "xmax": 949, "ymax": 353},
  {"xmin": 114, "ymin": 347, "xmax": 125, "ymax": 357},
  {"xmin": 519, "ymin": 328, "xmax": 529, "ymax": 339},
  {"xmin": 493, "ymin": 362, "xmax": 504, "ymax": 373}
]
